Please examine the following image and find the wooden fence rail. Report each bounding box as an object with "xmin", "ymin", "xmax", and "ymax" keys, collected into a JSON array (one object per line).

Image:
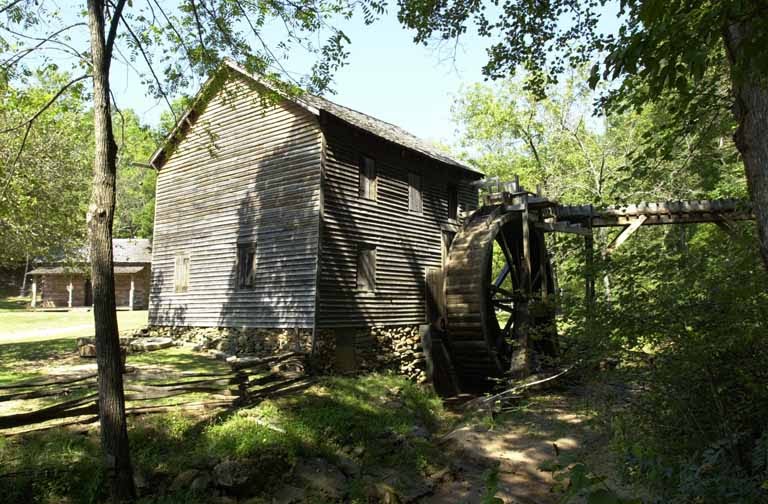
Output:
[{"xmin": 0, "ymin": 352, "xmax": 312, "ymax": 433}]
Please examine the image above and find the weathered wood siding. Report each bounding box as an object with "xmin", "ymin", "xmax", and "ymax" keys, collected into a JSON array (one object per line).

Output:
[
  {"xmin": 149, "ymin": 75, "xmax": 323, "ymax": 328},
  {"xmin": 317, "ymin": 116, "xmax": 480, "ymax": 327},
  {"xmin": 37, "ymin": 267, "xmax": 150, "ymax": 308}
]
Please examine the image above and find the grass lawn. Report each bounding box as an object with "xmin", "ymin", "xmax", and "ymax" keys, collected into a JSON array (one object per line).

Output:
[{"xmin": 0, "ymin": 306, "xmax": 148, "ymax": 342}]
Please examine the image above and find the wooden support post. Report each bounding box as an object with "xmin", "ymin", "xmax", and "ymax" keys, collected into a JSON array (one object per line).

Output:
[
  {"xmin": 605, "ymin": 215, "xmax": 647, "ymax": 255},
  {"xmin": 585, "ymin": 234, "xmax": 595, "ymax": 311},
  {"xmin": 31, "ymin": 278, "xmax": 37, "ymax": 308},
  {"xmin": 129, "ymin": 275, "xmax": 135, "ymax": 311},
  {"xmin": 538, "ymin": 233, "xmax": 549, "ymax": 301},
  {"xmin": 67, "ymin": 278, "xmax": 73, "ymax": 308},
  {"xmin": 511, "ymin": 194, "xmax": 533, "ymax": 379}
]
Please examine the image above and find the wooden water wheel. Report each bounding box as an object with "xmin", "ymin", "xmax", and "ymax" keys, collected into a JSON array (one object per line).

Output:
[{"xmin": 443, "ymin": 205, "xmax": 556, "ymax": 389}]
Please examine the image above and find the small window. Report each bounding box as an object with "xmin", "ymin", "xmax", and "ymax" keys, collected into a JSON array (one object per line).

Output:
[
  {"xmin": 357, "ymin": 244, "xmax": 376, "ymax": 292},
  {"xmin": 359, "ymin": 156, "xmax": 377, "ymax": 200},
  {"xmin": 447, "ymin": 185, "xmax": 458, "ymax": 220},
  {"xmin": 409, "ymin": 172, "xmax": 423, "ymax": 213},
  {"xmin": 174, "ymin": 253, "xmax": 190, "ymax": 293},
  {"xmin": 237, "ymin": 243, "xmax": 258, "ymax": 288}
]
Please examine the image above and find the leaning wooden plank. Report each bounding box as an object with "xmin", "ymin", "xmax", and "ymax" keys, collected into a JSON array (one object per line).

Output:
[
  {"xmin": 0, "ymin": 396, "xmax": 98, "ymax": 429},
  {"xmin": 124, "ymin": 385, "xmax": 240, "ymax": 400},
  {"xmin": 126, "ymin": 400, "xmax": 236, "ymax": 415},
  {"xmin": 124, "ymin": 369, "xmax": 238, "ymax": 381},
  {"xmin": 227, "ymin": 352, "xmax": 306, "ymax": 370},
  {"xmin": 4, "ymin": 415, "xmax": 100, "ymax": 437},
  {"xmin": 134, "ymin": 376, "xmax": 246, "ymax": 388},
  {"xmin": 0, "ymin": 384, "xmax": 94, "ymax": 402},
  {"xmin": 0, "ymin": 373, "xmax": 97, "ymax": 391}
]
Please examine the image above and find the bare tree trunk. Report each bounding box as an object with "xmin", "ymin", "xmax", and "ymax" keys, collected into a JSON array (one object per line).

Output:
[
  {"xmin": 724, "ymin": 18, "xmax": 768, "ymax": 270},
  {"xmin": 86, "ymin": 0, "xmax": 135, "ymax": 501},
  {"xmin": 19, "ymin": 253, "xmax": 28, "ymax": 297}
]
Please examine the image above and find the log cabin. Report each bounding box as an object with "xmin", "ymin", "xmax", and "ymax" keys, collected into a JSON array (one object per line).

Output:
[
  {"xmin": 27, "ymin": 239, "xmax": 151, "ymax": 310},
  {"xmin": 147, "ymin": 61, "xmax": 483, "ymax": 372}
]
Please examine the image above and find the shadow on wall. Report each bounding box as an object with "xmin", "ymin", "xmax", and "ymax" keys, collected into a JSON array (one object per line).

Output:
[
  {"xmin": 149, "ymin": 270, "xmax": 187, "ymax": 325},
  {"xmin": 217, "ymin": 120, "xmax": 322, "ymax": 329},
  {"xmin": 317, "ymin": 123, "xmax": 450, "ymax": 328}
]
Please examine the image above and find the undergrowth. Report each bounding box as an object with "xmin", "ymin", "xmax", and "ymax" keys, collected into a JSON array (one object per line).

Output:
[{"xmin": 0, "ymin": 373, "xmax": 448, "ymax": 503}]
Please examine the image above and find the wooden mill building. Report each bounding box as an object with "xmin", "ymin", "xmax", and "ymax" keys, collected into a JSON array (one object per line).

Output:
[
  {"xmin": 148, "ymin": 61, "xmax": 482, "ymax": 364},
  {"xmin": 27, "ymin": 239, "xmax": 152, "ymax": 310}
]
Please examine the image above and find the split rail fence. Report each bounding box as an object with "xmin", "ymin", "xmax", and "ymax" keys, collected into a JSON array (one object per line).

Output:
[{"xmin": 0, "ymin": 352, "xmax": 311, "ymax": 433}]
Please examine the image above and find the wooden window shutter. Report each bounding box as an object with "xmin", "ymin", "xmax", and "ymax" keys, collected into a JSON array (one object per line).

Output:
[
  {"xmin": 237, "ymin": 243, "xmax": 258, "ymax": 288},
  {"xmin": 174, "ymin": 253, "xmax": 190, "ymax": 293},
  {"xmin": 359, "ymin": 156, "xmax": 377, "ymax": 200},
  {"xmin": 357, "ymin": 244, "xmax": 376, "ymax": 292},
  {"xmin": 409, "ymin": 172, "xmax": 423, "ymax": 213},
  {"xmin": 447, "ymin": 185, "xmax": 458, "ymax": 220}
]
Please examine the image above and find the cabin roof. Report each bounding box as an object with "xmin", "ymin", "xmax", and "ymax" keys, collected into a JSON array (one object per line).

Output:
[
  {"xmin": 30, "ymin": 239, "xmax": 153, "ymax": 267},
  {"xmin": 27, "ymin": 265, "xmax": 146, "ymax": 276},
  {"xmin": 150, "ymin": 61, "xmax": 482, "ymax": 176}
]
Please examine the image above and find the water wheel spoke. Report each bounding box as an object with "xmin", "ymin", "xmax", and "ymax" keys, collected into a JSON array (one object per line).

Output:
[
  {"xmin": 493, "ymin": 264, "xmax": 510, "ymax": 288},
  {"xmin": 498, "ymin": 227, "xmax": 520, "ymax": 287},
  {"xmin": 490, "ymin": 284, "xmax": 514, "ymax": 298},
  {"xmin": 492, "ymin": 301, "xmax": 514, "ymax": 313}
]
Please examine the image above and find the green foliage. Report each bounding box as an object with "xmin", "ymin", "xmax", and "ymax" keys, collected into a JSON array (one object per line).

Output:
[
  {"xmin": 113, "ymin": 110, "xmax": 159, "ymax": 239},
  {"xmin": 0, "ymin": 71, "xmax": 91, "ymax": 264},
  {"xmin": 452, "ymin": 72, "xmax": 766, "ymax": 502},
  {"xmin": 541, "ymin": 454, "xmax": 641, "ymax": 504}
]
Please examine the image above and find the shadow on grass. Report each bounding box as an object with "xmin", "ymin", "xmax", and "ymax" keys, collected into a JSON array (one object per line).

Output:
[
  {"xmin": 0, "ymin": 338, "xmax": 76, "ymax": 385},
  {"xmin": 0, "ymin": 296, "xmax": 29, "ymax": 311},
  {"xmin": 1, "ymin": 374, "xmax": 450, "ymax": 503},
  {"xmin": 127, "ymin": 348, "xmax": 229, "ymax": 374}
]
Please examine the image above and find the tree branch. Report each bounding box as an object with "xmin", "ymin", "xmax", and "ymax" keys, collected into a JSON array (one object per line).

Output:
[
  {"xmin": 0, "ymin": 0, "xmax": 22, "ymax": 15},
  {"xmin": 118, "ymin": 13, "xmax": 177, "ymax": 123},
  {"xmin": 0, "ymin": 74, "xmax": 89, "ymax": 201},
  {"xmin": 105, "ymin": 0, "xmax": 127, "ymax": 57}
]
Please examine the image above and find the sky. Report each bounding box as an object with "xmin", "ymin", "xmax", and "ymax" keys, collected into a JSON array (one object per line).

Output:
[
  {"xmin": 11, "ymin": 2, "xmax": 620, "ymax": 148},
  {"xmin": 110, "ymin": 9, "xmax": 491, "ymax": 146}
]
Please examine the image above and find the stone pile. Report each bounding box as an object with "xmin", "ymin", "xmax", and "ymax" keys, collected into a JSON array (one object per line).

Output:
[
  {"xmin": 125, "ymin": 324, "xmax": 429, "ymax": 383},
  {"xmin": 125, "ymin": 326, "xmax": 312, "ymax": 357}
]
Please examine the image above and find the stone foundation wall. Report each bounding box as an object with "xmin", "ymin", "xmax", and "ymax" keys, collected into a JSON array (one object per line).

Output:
[
  {"xmin": 135, "ymin": 326, "xmax": 313, "ymax": 356},
  {"xmin": 315, "ymin": 325, "xmax": 428, "ymax": 383},
  {"xmin": 138, "ymin": 324, "xmax": 428, "ymax": 383}
]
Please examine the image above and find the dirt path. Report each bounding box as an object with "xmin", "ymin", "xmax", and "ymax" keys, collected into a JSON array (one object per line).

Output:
[{"xmin": 425, "ymin": 391, "xmax": 609, "ymax": 503}]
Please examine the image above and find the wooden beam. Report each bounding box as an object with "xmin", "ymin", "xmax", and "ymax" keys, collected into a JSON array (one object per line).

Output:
[
  {"xmin": 605, "ymin": 215, "xmax": 647, "ymax": 255},
  {"xmin": 67, "ymin": 278, "xmax": 73, "ymax": 309},
  {"xmin": 535, "ymin": 221, "xmax": 592, "ymax": 236},
  {"xmin": 31, "ymin": 278, "xmax": 36, "ymax": 308}
]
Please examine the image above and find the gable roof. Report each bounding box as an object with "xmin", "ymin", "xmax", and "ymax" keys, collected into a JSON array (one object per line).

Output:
[
  {"xmin": 41, "ymin": 238, "xmax": 153, "ymax": 265},
  {"xmin": 150, "ymin": 61, "xmax": 482, "ymax": 176}
]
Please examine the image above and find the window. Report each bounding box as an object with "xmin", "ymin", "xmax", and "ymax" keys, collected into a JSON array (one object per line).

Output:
[
  {"xmin": 447, "ymin": 185, "xmax": 458, "ymax": 220},
  {"xmin": 357, "ymin": 244, "xmax": 376, "ymax": 292},
  {"xmin": 359, "ymin": 155, "xmax": 377, "ymax": 200},
  {"xmin": 174, "ymin": 253, "xmax": 190, "ymax": 293},
  {"xmin": 409, "ymin": 172, "xmax": 423, "ymax": 213},
  {"xmin": 237, "ymin": 243, "xmax": 258, "ymax": 288}
]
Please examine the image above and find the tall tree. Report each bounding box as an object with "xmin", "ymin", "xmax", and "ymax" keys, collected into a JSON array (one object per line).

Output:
[
  {"xmin": 397, "ymin": 0, "xmax": 768, "ymax": 269},
  {"xmin": 1, "ymin": 0, "xmax": 382, "ymax": 500},
  {"xmin": 0, "ymin": 72, "xmax": 92, "ymax": 265}
]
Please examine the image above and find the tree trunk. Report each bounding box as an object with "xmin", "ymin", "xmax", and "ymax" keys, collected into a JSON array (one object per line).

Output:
[
  {"xmin": 724, "ymin": 18, "xmax": 768, "ymax": 270},
  {"xmin": 86, "ymin": 1, "xmax": 135, "ymax": 501},
  {"xmin": 19, "ymin": 253, "xmax": 28, "ymax": 297}
]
